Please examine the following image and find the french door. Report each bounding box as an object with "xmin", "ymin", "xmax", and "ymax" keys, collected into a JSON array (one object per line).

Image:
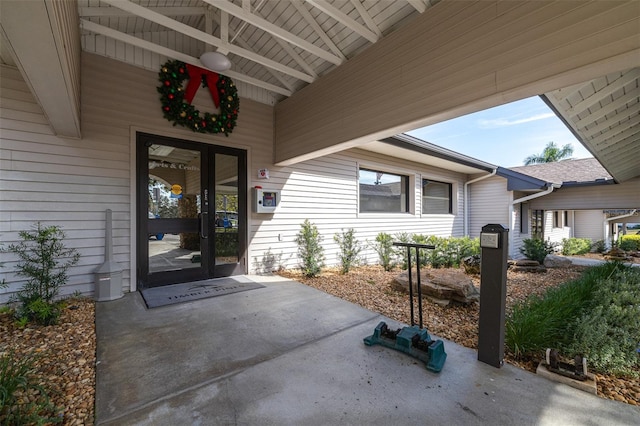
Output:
[{"xmin": 136, "ymin": 133, "xmax": 247, "ymax": 288}]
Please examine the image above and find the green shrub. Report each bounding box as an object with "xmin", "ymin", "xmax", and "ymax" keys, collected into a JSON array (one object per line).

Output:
[
  {"xmin": 505, "ymin": 271, "xmax": 598, "ymax": 358},
  {"xmin": 0, "ymin": 351, "xmax": 61, "ymax": 425},
  {"xmin": 520, "ymin": 238, "xmax": 556, "ymax": 263},
  {"xmin": 417, "ymin": 235, "xmax": 479, "ymax": 269},
  {"xmin": 215, "ymin": 230, "xmax": 238, "ymax": 257},
  {"xmin": 505, "ymin": 262, "xmax": 638, "ymax": 377},
  {"xmin": 565, "ymin": 267, "xmax": 640, "ymax": 377},
  {"xmin": 294, "ymin": 220, "xmax": 324, "ymax": 277},
  {"xmin": 619, "ymin": 234, "xmax": 640, "ymax": 251},
  {"xmin": 6, "ymin": 223, "xmax": 79, "ymax": 326},
  {"xmin": 592, "ymin": 239, "xmax": 606, "ymax": 253},
  {"xmin": 561, "ymin": 237, "xmax": 592, "ymax": 255},
  {"xmin": 371, "ymin": 233, "xmax": 396, "ymax": 272},
  {"xmin": 390, "ymin": 234, "xmax": 480, "ymax": 270},
  {"xmin": 333, "ymin": 228, "xmax": 362, "ymax": 274}
]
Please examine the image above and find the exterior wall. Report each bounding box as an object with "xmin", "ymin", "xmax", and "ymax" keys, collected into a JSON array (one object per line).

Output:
[
  {"xmin": 249, "ymin": 147, "xmax": 469, "ymax": 272},
  {"xmin": 574, "ymin": 210, "xmax": 606, "ymax": 242},
  {"xmin": 468, "ymin": 176, "xmax": 509, "ymax": 238},
  {"xmin": 1, "ymin": 53, "xmax": 471, "ymax": 302},
  {"xmin": 543, "ymin": 210, "xmax": 572, "ymax": 249},
  {"xmin": 0, "ymin": 54, "xmax": 274, "ymax": 303},
  {"xmin": 528, "ymin": 179, "xmax": 640, "ymax": 210}
]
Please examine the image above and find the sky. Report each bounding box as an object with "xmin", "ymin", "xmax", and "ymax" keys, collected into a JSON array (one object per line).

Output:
[{"xmin": 406, "ymin": 96, "xmax": 593, "ymax": 168}]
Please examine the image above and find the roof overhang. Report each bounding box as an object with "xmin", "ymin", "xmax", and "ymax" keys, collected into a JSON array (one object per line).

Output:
[
  {"xmin": 495, "ymin": 167, "xmax": 549, "ymax": 191},
  {"xmin": 0, "ymin": 0, "xmax": 81, "ymax": 138},
  {"xmin": 359, "ymin": 134, "xmax": 496, "ymax": 175},
  {"xmin": 541, "ymin": 66, "xmax": 640, "ymax": 183}
]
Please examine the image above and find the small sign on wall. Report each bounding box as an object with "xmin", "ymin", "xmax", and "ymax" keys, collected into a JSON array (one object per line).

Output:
[{"xmin": 258, "ymin": 168, "xmax": 269, "ymax": 179}]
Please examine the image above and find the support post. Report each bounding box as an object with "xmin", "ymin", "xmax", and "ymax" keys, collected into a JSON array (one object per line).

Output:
[{"xmin": 478, "ymin": 224, "xmax": 509, "ymax": 368}]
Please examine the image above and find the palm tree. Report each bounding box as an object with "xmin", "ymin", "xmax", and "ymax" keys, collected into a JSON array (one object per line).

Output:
[{"xmin": 523, "ymin": 142, "xmax": 574, "ymax": 165}]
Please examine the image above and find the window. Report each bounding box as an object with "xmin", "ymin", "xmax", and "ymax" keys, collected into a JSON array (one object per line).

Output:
[
  {"xmin": 563, "ymin": 210, "xmax": 569, "ymax": 227},
  {"xmin": 520, "ymin": 203, "xmax": 529, "ymax": 234},
  {"xmin": 422, "ymin": 179, "xmax": 452, "ymax": 214},
  {"xmin": 532, "ymin": 210, "xmax": 544, "ymax": 238},
  {"xmin": 359, "ymin": 168, "xmax": 409, "ymax": 213}
]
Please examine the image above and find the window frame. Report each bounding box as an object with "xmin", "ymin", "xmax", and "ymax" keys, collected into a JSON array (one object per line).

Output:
[
  {"xmin": 358, "ymin": 167, "xmax": 410, "ymax": 214},
  {"xmin": 520, "ymin": 203, "xmax": 529, "ymax": 234},
  {"xmin": 421, "ymin": 178, "xmax": 453, "ymax": 215},
  {"xmin": 531, "ymin": 209, "xmax": 544, "ymax": 238}
]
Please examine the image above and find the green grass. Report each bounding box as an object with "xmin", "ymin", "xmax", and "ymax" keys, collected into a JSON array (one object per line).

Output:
[{"xmin": 505, "ymin": 262, "xmax": 640, "ymax": 377}]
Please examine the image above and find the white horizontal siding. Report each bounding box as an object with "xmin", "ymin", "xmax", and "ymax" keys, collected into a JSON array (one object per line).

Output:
[
  {"xmin": 1, "ymin": 52, "xmax": 276, "ymax": 301},
  {"xmin": 468, "ymin": 176, "xmax": 509, "ymax": 238},
  {"xmin": 574, "ymin": 210, "xmax": 605, "ymax": 242},
  {"xmin": 529, "ymin": 178, "xmax": 640, "ymax": 210},
  {"xmin": 248, "ymin": 147, "xmax": 469, "ymax": 272},
  {"xmin": 543, "ymin": 210, "xmax": 571, "ymax": 248},
  {"xmin": 0, "ymin": 62, "xmax": 131, "ymax": 303}
]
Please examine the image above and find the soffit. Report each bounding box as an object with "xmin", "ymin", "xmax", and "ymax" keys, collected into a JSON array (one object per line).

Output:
[
  {"xmin": 543, "ymin": 67, "xmax": 640, "ymax": 183},
  {"xmin": 359, "ymin": 138, "xmax": 496, "ymax": 175},
  {"xmin": 71, "ymin": 0, "xmax": 430, "ymax": 104},
  {"xmin": 0, "ymin": 0, "xmax": 636, "ymax": 184}
]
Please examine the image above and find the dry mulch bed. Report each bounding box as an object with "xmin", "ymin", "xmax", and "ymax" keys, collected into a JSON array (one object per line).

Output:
[
  {"xmin": 0, "ymin": 299, "xmax": 95, "ymax": 425},
  {"xmin": 278, "ymin": 264, "xmax": 640, "ymax": 406}
]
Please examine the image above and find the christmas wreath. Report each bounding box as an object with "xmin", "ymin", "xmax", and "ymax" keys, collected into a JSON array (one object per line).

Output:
[{"xmin": 157, "ymin": 60, "xmax": 239, "ymax": 136}]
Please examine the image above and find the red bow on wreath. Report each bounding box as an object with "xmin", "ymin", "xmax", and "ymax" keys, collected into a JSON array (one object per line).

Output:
[{"xmin": 184, "ymin": 64, "xmax": 220, "ymax": 107}]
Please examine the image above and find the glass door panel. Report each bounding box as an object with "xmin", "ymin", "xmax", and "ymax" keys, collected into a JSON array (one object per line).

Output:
[
  {"xmin": 214, "ymin": 153, "xmax": 239, "ymax": 267},
  {"xmin": 137, "ymin": 133, "xmax": 246, "ymax": 287}
]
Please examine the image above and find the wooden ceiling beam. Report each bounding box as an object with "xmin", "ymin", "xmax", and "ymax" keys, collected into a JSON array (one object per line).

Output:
[{"xmin": 79, "ymin": 19, "xmax": 292, "ymax": 97}]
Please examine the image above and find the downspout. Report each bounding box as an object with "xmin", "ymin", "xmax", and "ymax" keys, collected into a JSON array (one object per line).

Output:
[
  {"xmin": 508, "ymin": 184, "xmax": 558, "ymax": 258},
  {"xmin": 464, "ymin": 169, "xmax": 497, "ymax": 236},
  {"xmin": 604, "ymin": 209, "xmax": 637, "ymax": 249}
]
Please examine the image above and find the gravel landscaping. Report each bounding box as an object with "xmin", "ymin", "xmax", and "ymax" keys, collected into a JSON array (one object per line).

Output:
[{"xmin": 0, "ymin": 299, "xmax": 95, "ymax": 425}]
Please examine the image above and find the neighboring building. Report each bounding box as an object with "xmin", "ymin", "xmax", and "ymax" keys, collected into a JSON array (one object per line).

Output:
[{"xmin": 468, "ymin": 158, "xmax": 640, "ymax": 258}]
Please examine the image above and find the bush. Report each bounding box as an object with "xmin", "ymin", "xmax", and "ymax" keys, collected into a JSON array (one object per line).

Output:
[
  {"xmin": 564, "ymin": 267, "xmax": 640, "ymax": 377},
  {"xmin": 6, "ymin": 223, "xmax": 79, "ymax": 326},
  {"xmin": 505, "ymin": 262, "xmax": 640, "ymax": 377},
  {"xmin": 371, "ymin": 233, "xmax": 396, "ymax": 272},
  {"xmin": 561, "ymin": 237, "xmax": 592, "ymax": 255},
  {"xmin": 294, "ymin": 220, "xmax": 324, "ymax": 277},
  {"xmin": 333, "ymin": 228, "xmax": 362, "ymax": 274},
  {"xmin": 520, "ymin": 238, "xmax": 555, "ymax": 263},
  {"xmin": 0, "ymin": 351, "xmax": 61, "ymax": 425},
  {"xmin": 505, "ymin": 265, "xmax": 601, "ymax": 357},
  {"xmin": 390, "ymin": 234, "xmax": 480, "ymax": 270},
  {"xmin": 592, "ymin": 239, "xmax": 606, "ymax": 253},
  {"xmin": 619, "ymin": 234, "xmax": 640, "ymax": 251}
]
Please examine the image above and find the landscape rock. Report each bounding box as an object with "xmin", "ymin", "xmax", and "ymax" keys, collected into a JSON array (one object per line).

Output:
[
  {"xmin": 604, "ymin": 247, "xmax": 630, "ymax": 262},
  {"xmin": 393, "ymin": 268, "xmax": 480, "ymax": 305},
  {"xmin": 509, "ymin": 259, "xmax": 547, "ymax": 273},
  {"xmin": 543, "ymin": 254, "xmax": 573, "ymax": 268},
  {"xmin": 461, "ymin": 255, "xmax": 481, "ymax": 275}
]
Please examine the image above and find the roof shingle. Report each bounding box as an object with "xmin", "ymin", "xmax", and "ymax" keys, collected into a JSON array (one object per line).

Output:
[{"xmin": 509, "ymin": 158, "xmax": 613, "ymax": 185}]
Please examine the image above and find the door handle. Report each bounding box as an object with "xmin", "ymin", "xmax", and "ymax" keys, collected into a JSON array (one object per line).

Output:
[{"xmin": 200, "ymin": 212, "xmax": 208, "ymax": 239}]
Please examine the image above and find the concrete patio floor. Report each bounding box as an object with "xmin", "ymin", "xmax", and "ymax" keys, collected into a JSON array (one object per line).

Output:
[{"xmin": 95, "ymin": 275, "xmax": 639, "ymax": 425}]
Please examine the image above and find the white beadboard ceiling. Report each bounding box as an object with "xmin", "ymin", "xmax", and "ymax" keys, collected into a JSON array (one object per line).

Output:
[
  {"xmin": 1, "ymin": 0, "xmax": 638, "ymax": 182},
  {"xmin": 76, "ymin": 0, "xmax": 428, "ymax": 103}
]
